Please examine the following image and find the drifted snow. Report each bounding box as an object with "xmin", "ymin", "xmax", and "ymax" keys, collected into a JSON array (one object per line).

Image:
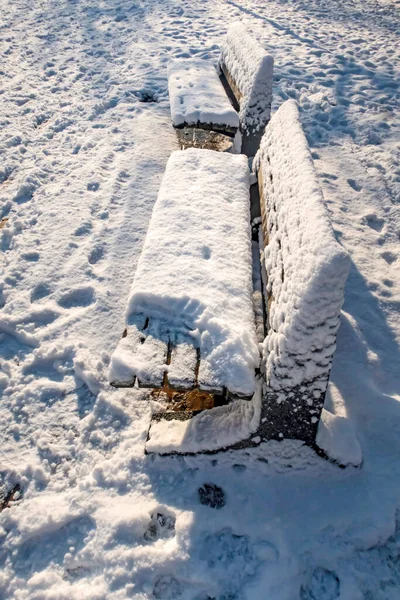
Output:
[
  {"xmin": 255, "ymin": 100, "xmax": 350, "ymax": 393},
  {"xmin": 111, "ymin": 148, "xmax": 259, "ymax": 396},
  {"xmin": 219, "ymin": 21, "xmax": 274, "ymax": 131},
  {"xmin": 168, "ymin": 59, "xmax": 240, "ymax": 129}
]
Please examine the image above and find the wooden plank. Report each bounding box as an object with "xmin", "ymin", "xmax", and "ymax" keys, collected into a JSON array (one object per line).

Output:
[
  {"xmin": 135, "ymin": 319, "xmax": 169, "ymax": 388},
  {"xmin": 167, "ymin": 334, "xmax": 197, "ymax": 389},
  {"xmin": 220, "ymin": 61, "xmax": 242, "ymax": 107}
]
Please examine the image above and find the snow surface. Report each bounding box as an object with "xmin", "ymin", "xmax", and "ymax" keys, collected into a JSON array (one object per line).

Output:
[
  {"xmin": 1, "ymin": 0, "xmax": 400, "ymax": 598},
  {"xmin": 110, "ymin": 148, "xmax": 259, "ymax": 396},
  {"xmin": 168, "ymin": 59, "xmax": 240, "ymax": 129},
  {"xmin": 255, "ymin": 99, "xmax": 350, "ymax": 395},
  {"xmin": 219, "ymin": 21, "xmax": 274, "ymax": 131}
]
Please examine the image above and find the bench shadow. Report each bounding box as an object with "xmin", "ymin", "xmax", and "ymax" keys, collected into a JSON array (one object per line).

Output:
[
  {"xmin": 331, "ymin": 258, "xmax": 400, "ymax": 398},
  {"xmin": 326, "ymin": 257, "xmax": 400, "ymax": 469}
]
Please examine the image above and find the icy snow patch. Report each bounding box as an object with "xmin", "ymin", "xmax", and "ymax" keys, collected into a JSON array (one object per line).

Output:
[
  {"xmin": 110, "ymin": 148, "xmax": 259, "ymax": 396},
  {"xmin": 317, "ymin": 409, "xmax": 362, "ymax": 467},
  {"xmin": 168, "ymin": 59, "xmax": 239, "ymax": 129},
  {"xmin": 255, "ymin": 100, "xmax": 350, "ymax": 393},
  {"xmin": 219, "ymin": 21, "xmax": 274, "ymax": 131}
]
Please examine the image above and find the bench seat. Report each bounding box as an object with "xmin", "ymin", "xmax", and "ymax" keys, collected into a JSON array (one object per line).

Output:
[
  {"xmin": 109, "ymin": 148, "xmax": 260, "ymax": 401},
  {"xmin": 168, "ymin": 59, "xmax": 239, "ymax": 133}
]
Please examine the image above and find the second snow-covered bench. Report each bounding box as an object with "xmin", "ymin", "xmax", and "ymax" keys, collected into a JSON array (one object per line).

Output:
[
  {"xmin": 168, "ymin": 59, "xmax": 240, "ymax": 153},
  {"xmin": 109, "ymin": 148, "xmax": 259, "ymax": 407},
  {"xmin": 167, "ymin": 23, "xmax": 273, "ymax": 156}
]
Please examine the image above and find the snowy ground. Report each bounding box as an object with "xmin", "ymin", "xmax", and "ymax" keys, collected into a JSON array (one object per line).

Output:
[{"xmin": 0, "ymin": 0, "xmax": 399, "ymax": 598}]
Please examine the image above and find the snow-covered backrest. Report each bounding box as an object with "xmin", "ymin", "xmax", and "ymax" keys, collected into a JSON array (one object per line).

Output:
[
  {"xmin": 219, "ymin": 22, "xmax": 274, "ymax": 133},
  {"xmin": 254, "ymin": 100, "xmax": 350, "ymax": 441}
]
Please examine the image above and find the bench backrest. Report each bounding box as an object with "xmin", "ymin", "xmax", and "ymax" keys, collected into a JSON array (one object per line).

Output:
[
  {"xmin": 219, "ymin": 22, "xmax": 273, "ymax": 135},
  {"xmin": 254, "ymin": 100, "xmax": 350, "ymax": 442}
]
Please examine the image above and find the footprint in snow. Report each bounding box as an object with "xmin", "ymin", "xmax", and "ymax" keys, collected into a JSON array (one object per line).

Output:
[
  {"xmin": 134, "ymin": 89, "xmax": 159, "ymax": 103},
  {"xmin": 381, "ymin": 251, "xmax": 397, "ymax": 265},
  {"xmin": 153, "ymin": 575, "xmax": 182, "ymax": 599},
  {"xmin": 21, "ymin": 251, "xmax": 40, "ymax": 262},
  {"xmin": 347, "ymin": 178, "xmax": 362, "ymax": 192},
  {"xmin": 87, "ymin": 181, "xmax": 100, "ymax": 192},
  {"xmin": 300, "ymin": 567, "xmax": 340, "ymax": 600},
  {"xmin": 365, "ymin": 213, "xmax": 384, "ymax": 232},
  {"xmin": 144, "ymin": 509, "xmax": 176, "ymax": 542},
  {"xmin": 74, "ymin": 221, "xmax": 93, "ymax": 236},
  {"xmin": 88, "ymin": 243, "xmax": 106, "ymax": 265},
  {"xmin": 31, "ymin": 282, "xmax": 52, "ymax": 303},
  {"xmin": 232, "ymin": 464, "xmax": 246, "ymax": 473},
  {"xmin": 57, "ymin": 286, "xmax": 95, "ymax": 309},
  {"xmin": 198, "ymin": 483, "xmax": 225, "ymax": 509},
  {"xmin": 199, "ymin": 528, "xmax": 260, "ymax": 599},
  {"xmin": 20, "ymin": 308, "xmax": 59, "ymax": 328}
]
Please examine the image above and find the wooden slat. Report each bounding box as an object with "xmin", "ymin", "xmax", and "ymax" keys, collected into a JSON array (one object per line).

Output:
[
  {"xmin": 135, "ymin": 319, "xmax": 169, "ymax": 388},
  {"xmin": 167, "ymin": 334, "xmax": 197, "ymax": 389},
  {"xmin": 220, "ymin": 61, "xmax": 242, "ymax": 107}
]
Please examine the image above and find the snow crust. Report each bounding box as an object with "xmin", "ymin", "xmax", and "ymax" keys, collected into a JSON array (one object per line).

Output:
[
  {"xmin": 219, "ymin": 21, "xmax": 274, "ymax": 131},
  {"xmin": 255, "ymin": 100, "xmax": 350, "ymax": 393},
  {"xmin": 111, "ymin": 148, "xmax": 259, "ymax": 396},
  {"xmin": 168, "ymin": 59, "xmax": 239, "ymax": 129},
  {"xmin": 317, "ymin": 409, "xmax": 362, "ymax": 467}
]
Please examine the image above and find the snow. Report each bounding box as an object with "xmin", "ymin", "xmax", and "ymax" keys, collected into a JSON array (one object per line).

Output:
[
  {"xmin": 317, "ymin": 409, "xmax": 362, "ymax": 467},
  {"xmin": 168, "ymin": 59, "xmax": 240, "ymax": 129},
  {"xmin": 0, "ymin": 0, "xmax": 400, "ymax": 598},
  {"xmin": 146, "ymin": 383, "xmax": 261, "ymax": 454},
  {"xmin": 110, "ymin": 148, "xmax": 259, "ymax": 396},
  {"xmin": 219, "ymin": 21, "xmax": 274, "ymax": 131},
  {"xmin": 255, "ymin": 99, "xmax": 350, "ymax": 396}
]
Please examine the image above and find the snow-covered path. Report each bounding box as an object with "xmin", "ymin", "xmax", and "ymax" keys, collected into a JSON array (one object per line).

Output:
[{"xmin": 0, "ymin": 0, "xmax": 399, "ymax": 598}]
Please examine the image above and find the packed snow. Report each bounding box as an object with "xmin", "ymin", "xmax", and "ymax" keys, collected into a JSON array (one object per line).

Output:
[
  {"xmin": 255, "ymin": 99, "xmax": 350, "ymax": 397},
  {"xmin": 1, "ymin": 0, "xmax": 400, "ymax": 598},
  {"xmin": 110, "ymin": 148, "xmax": 259, "ymax": 396},
  {"xmin": 219, "ymin": 21, "xmax": 274, "ymax": 131},
  {"xmin": 168, "ymin": 59, "xmax": 240, "ymax": 130}
]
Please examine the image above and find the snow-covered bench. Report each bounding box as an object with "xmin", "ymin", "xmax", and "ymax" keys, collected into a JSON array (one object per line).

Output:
[
  {"xmin": 167, "ymin": 23, "xmax": 273, "ymax": 156},
  {"xmin": 254, "ymin": 100, "xmax": 350, "ymax": 444},
  {"xmin": 109, "ymin": 149, "xmax": 259, "ymax": 406},
  {"xmin": 168, "ymin": 59, "xmax": 240, "ymax": 153},
  {"xmin": 219, "ymin": 22, "xmax": 274, "ymax": 156}
]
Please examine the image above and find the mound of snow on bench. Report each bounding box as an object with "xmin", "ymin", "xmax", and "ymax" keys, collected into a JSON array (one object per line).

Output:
[
  {"xmin": 255, "ymin": 99, "xmax": 350, "ymax": 398},
  {"xmin": 168, "ymin": 59, "xmax": 239, "ymax": 130},
  {"xmin": 219, "ymin": 22, "xmax": 273, "ymax": 132},
  {"xmin": 110, "ymin": 148, "xmax": 259, "ymax": 396}
]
